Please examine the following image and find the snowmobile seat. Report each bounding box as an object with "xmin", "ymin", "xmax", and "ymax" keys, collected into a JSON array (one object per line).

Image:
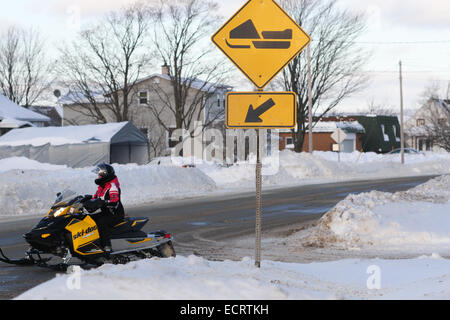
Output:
[{"xmin": 111, "ymin": 217, "xmax": 148, "ymax": 236}]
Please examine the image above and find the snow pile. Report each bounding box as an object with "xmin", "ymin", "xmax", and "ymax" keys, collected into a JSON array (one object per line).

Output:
[
  {"xmin": 0, "ymin": 161, "xmax": 216, "ymax": 218},
  {"xmin": 264, "ymin": 150, "xmax": 450, "ymax": 185},
  {"xmin": 300, "ymin": 175, "xmax": 450, "ymax": 251},
  {"xmin": 0, "ymin": 157, "xmax": 67, "ymax": 173},
  {"xmin": 0, "ymin": 150, "xmax": 449, "ymax": 218},
  {"xmin": 15, "ymin": 254, "xmax": 450, "ymax": 300},
  {"xmin": 198, "ymin": 150, "xmax": 450, "ymax": 189}
]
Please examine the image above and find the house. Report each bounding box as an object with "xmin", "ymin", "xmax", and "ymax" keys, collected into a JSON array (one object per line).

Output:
[
  {"xmin": 404, "ymin": 98, "xmax": 450, "ymax": 152},
  {"xmin": 279, "ymin": 116, "xmax": 365, "ymax": 153},
  {"xmin": 279, "ymin": 114, "xmax": 402, "ymax": 154},
  {"xmin": 0, "ymin": 93, "xmax": 50, "ymax": 135},
  {"xmin": 356, "ymin": 115, "xmax": 401, "ymax": 153},
  {"xmin": 29, "ymin": 105, "xmax": 63, "ymax": 127},
  {"xmin": 59, "ymin": 66, "xmax": 233, "ymax": 159}
]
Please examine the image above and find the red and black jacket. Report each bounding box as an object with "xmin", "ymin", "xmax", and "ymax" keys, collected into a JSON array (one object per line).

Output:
[{"xmin": 93, "ymin": 176, "xmax": 124, "ymax": 217}]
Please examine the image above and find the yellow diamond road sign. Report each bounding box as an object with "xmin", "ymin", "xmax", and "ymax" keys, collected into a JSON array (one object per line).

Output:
[
  {"xmin": 226, "ymin": 92, "xmax": 297, "ymax": 129},
  {"xmin": 212, "ymin": 0, "xmax": 311, "ymax": 89}
]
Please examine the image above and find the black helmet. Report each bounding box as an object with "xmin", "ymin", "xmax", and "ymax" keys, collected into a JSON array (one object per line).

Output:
[{"xmin": 92, "ymin": 163, "xmax": 115, "ymax": 186}]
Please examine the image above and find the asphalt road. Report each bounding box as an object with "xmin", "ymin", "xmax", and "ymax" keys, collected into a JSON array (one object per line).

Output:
[{"xmin": 0, "ymin": 175, "xmax": 437, "ymax": 299}]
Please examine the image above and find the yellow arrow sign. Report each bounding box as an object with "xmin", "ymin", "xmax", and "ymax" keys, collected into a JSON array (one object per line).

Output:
[
  {"xmin": 226, "ymin": 91, "xmax": 297, "ymax": 129},
  {"xmin": 212, "ymin": 0, "xmax": 311, "ymax": 89}
]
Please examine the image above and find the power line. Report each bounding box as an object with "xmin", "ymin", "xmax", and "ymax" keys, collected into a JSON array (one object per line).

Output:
[
  {"xmin": 353, "ymin": 40, "xmax": 450, "ymax": 45},
  {"xmin": 311, "ymin": 39, "xmax": 450, "ymax": 45},
  {"xmin": 362, "ymin": 70, "xmax": 450, "ymax": 74}
]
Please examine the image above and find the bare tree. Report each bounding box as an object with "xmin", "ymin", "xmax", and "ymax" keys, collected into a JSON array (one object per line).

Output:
[
  {"xmin": 147, "ymin": 0, "xmax": 230, "ymax": 134},
  {"xmin": 277, "ymin": 0, "xmax": 370, "ymax": 152},
  {"xmin": 424, "ymin": 101, "xmax": 450, "ymax": 152},
  {"xmin": 0, "ymin": 27, "xmax": 53, "ymax": 107},
  {"xmin": 363, "ymin": 98, "xmax": 397, "ymax": 116},
  {"xmin": 418, "ymin": 79, "xmax": 449, "ymax": 105},
  {"xmin": 419, "ymin": 82, "xmax": 450, "ymax": 152},
  {"xmin": 57, "ymin": 3, "xmax": 152, "ymax": 124}
]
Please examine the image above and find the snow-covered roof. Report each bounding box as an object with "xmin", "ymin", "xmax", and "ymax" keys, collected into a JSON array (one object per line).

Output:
[
  {"xmin": 405, "ymin": 125, "xmax": 428, "ymax": 136},
  {"xmin": 433, "ymin": 98, "xmax": 450, "ymax": 112},
  {"xmin": 58, "ymin": 74, "xmax": 233, "ymax": 106},
  {"xmin": 278, "ymin": 121, "xmax": 365, "ymax": 134},
  {"xmin": 137, "ymin": 74, "xmax": 233, "ymax": 93},
  {"xmin": 0, "ymin": 117, "xmax": 33, "ymax": 129},
  {"xmin": 57, "ymin": 90, "xmax": 108, "ymax": 106},
  {"xmin": 0, "ymin": 94, "xmax": 50, "ymax": 122},
  {"xmin": 0, "ymin": 122, "xmax": 129, "ymax": 147},
  {"xmin": 313, "ymin": 121, "xmax": 365, "ymax": 133}
]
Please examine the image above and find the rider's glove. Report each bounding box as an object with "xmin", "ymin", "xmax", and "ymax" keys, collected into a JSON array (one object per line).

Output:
[
  {"xmin": 81, "ymin": 194, "xmax": 93, "ymax": 203},
  {"xmin": 84, "ymin": 198, "xmax": 105, "ymax": 213}
]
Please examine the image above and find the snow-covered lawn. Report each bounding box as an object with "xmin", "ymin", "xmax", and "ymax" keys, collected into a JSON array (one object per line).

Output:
[
  {"xmin": 15, "ymin": 254, "xmax": 450, "ymax": 300},
  {"xmin": 0, "ymin": 150, "xmax": 449, "ymax": 219}
]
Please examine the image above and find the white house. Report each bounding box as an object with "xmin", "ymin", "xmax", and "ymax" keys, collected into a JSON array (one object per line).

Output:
[
  {"xmin": 404, "ymin": 98, "xmax": 449, "ymax": 152},
  {"xmin": 0, "ymin": 93, "xmax": 50, "ymax": 135}
]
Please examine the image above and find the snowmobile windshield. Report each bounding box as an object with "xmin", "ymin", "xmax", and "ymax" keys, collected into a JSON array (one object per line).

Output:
[{"xmin": 53, "ymin": 189, "xmax": 78, "ymax": 208}]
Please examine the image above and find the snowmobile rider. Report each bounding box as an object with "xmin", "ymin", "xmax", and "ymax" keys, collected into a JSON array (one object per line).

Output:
[{"xmin": 82, "ymin": 163, "xmax": 125, "ymax": 254}]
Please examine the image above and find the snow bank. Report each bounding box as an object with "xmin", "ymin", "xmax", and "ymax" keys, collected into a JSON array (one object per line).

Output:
[
  {"xmin": 198, "ymin": 150, "xmax": 450, "ymax": 189},
  {"xmin": 0, "ymin": 157, "xmax": 67, "ymax": 173},
  {"xmin": 0, "ymin": 150, "xmax": 449, "ymax": 218},
  {"xmin": 15, "ymin": 254, "xmax": 450, "ymax": 300},
  {"xmin": 299, "ymin": 175, "xmax": 450, "ymax": 251},
  {"xmin": 0, "ymin": 160, "xmax": 216, "ymax": 218}
]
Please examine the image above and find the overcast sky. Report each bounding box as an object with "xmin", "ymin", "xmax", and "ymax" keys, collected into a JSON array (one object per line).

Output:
[{"xmin": 1, "ymin": 0, "xmax": 449, "ymax": 113}]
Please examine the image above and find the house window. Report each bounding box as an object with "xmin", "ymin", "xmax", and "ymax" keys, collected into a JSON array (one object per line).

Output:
[
  {"xmin": 168, "ymin": 127, "xmax": 179, "ymax": 149},
  {"xmin": 417, "ymin": 118, "xmax": 425, "ymax": 126},
  {"xmin": 286, "ymin": 137, "xmax": 293, "ymax": 145},
  {"xmin": 392, "ymin": 125, "xmax": 400, "ymax": 142},
  {"xmin": 418, "ymin": 138, "xmax": 432, "ymax": 151},
  {"xmin": 380, "ymin": 124, "xmax": 389, "ymax": 142},
  {"xmin": 139, "ymin": 91, "xmax": 148, "ymax": 105}
]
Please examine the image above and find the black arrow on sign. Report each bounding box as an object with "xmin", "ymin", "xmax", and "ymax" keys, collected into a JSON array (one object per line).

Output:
[{"xmin": 245, "ymin": 98, "xmax": 276, "ymax": 123}]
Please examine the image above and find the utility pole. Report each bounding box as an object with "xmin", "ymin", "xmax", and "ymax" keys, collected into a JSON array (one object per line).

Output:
[
  {"xmin": 307, "ymin": 45, "xmax": 313, "ymax": 153},
  {"xmin": 399, "ymin": 61, "xmax": 405, "ymax": 164}
]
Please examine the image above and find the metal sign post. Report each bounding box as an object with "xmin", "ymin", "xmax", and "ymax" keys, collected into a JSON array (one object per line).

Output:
[
  {"xmin": 255, "ymin": 129, "xmax": 262, "ymax": 268},
  {"xmin": 212, "ymin": 0, "xmax": 311, "ymax": 268},
  {"xmin": 331, "ymin": 128, "xmax": 346, "ymax": 163}
]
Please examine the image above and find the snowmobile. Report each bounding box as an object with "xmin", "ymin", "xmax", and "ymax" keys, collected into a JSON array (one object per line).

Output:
[{"xmin": 0, "ymin": 189, "xmax": 175, "ymax": 271}]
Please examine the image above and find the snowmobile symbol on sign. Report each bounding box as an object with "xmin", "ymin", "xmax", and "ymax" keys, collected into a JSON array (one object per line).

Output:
[
  {"xmin": 226, "ymin": 19, "xmax": 293, "ymax": 50},
  {"xmin": 212, "ymin": 0, "xmax": 311, "ymax": 89}
]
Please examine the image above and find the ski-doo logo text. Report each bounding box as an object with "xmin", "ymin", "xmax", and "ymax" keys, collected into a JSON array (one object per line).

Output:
[{"xmin": 73, "ymin": 226, "xmax": 97, "ymax": 240}]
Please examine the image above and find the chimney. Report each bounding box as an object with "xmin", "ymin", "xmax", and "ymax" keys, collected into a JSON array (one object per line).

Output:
[{"xmin": 161, "ymin": 64, "xmax": 170, "ymax": 76}]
